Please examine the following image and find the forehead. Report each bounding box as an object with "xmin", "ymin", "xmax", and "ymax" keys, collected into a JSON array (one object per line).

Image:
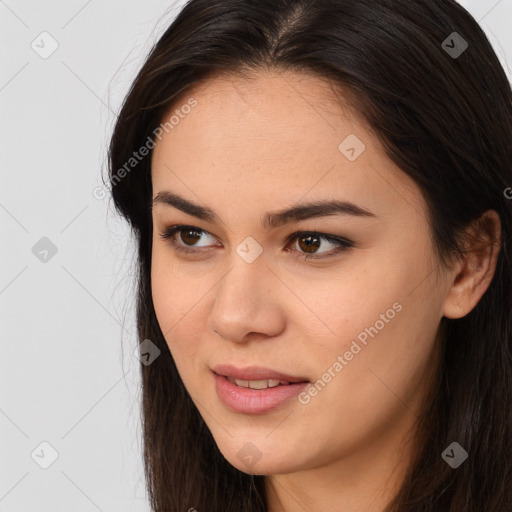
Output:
[
  {"xmin": 158, "ymin": 68, "xmax": 364, "ymax": 146},
  {"xmin": 150, "ymin": 69, "xmax": 422, "ymax": 225}
]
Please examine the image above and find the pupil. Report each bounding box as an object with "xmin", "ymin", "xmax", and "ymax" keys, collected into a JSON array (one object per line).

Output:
[
  {"xmin": 300, "ymin": 235, "xmax": 320, "ymax": 254},
  {"xmin": 182, "ymin": 229, "xmax": 201, "ymax": 245}
]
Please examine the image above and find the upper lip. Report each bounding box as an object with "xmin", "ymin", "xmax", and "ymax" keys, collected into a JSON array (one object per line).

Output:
[{"xmin": 212, "ymin": 364, "xmax": 309, "ymax": 383}]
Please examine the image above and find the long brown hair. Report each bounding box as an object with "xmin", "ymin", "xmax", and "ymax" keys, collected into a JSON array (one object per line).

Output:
[{"xmin": 107, "ymin": 1, "xmax": 512, "ymax": 510}]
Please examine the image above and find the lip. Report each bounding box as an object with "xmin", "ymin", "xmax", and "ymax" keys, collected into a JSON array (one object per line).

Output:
[
  {"xmin": 211, "ymin": 364, "xmax": 310, "ymax": 414},
  {"xmin": 212, "ymin": 364, "xmax": 309, "ymax": 383},
  {"xmin": 213, "ymin": 373, "xmax": 309, "ymax": 414}
]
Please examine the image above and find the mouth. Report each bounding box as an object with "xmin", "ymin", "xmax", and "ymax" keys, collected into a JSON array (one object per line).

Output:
[
  {"xmin": 212, "ymin": 363, "xmax": 310, "ymax": 386},
  {"xmin": 211, "ymin": 364, "xmax": 311, "ymax": 414},
  {"xmin": 221, "ymin": 375, "xmax": 305, "ymax": 389},
  {"xmin": 213, "ymin": 372, "xmax": 309, "ymax": 389}
]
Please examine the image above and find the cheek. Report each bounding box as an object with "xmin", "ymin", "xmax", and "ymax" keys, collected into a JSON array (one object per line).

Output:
[
  {"xmin": 150, "ymin": 249, "xmax": 211, "ymax": 374},
  {"xmin": 293, "ymin": 246, "xmax": 440, "ymax": 389},
  {"xmin": 151, "ymin": 247, "xmax": 198, "ymax": 329},
  {"xmin": 283, "ymin": 260, "xmax": 403, "ymax": 350},
  {"xmin": 293, "ymin": 291, "xmax": 440, "ymax": 460}
]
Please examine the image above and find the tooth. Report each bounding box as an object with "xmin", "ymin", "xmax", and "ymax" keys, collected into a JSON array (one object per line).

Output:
[
  {"xmin": 228, "ymin": 377, "xmax": 293, "ymax": 389},
  {"xmin": 248, "ymin": 379, "xmax": 269, "ymax": 390}
]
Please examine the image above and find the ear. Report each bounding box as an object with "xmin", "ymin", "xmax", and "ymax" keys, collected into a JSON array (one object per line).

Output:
[{"xmin": 442, "ymin": 210, "xmax": 501, "ymax": 319}]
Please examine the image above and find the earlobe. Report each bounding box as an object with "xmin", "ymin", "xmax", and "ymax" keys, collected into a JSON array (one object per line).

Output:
[{"xmin": 442, "ymin": 210, "xmax": 501, "ymax": 320}]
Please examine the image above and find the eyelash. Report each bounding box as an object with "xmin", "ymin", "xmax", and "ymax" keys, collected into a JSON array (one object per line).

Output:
[{"xmin": 158, "ymin": 224, "xmax": 353, "ymax": 261}]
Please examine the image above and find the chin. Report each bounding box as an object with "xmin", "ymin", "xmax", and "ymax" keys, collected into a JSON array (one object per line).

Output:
[{"xmin": 217, "ymin": 440, "xmax": 304, "ymax": 476}]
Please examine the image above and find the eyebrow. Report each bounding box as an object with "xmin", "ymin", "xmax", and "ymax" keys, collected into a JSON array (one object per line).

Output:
[{"xmin": 153, "ymin": 191, "xmax": 377, "ymax": 230}]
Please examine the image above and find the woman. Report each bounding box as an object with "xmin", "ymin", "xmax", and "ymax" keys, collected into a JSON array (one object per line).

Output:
[{"xmin": 107, "ymin": 0, "xmax": 512, "ymax": 510}]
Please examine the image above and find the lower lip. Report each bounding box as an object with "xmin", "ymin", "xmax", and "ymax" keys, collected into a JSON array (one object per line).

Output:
[{"xmin": 213, "ymin": 372, "xmax": 309, "ymax": 414}]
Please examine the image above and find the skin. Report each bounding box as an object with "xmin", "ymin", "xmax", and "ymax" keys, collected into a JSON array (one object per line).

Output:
[{"xmin": 150, "ymin": 68, "xmax": 501, "ymax": 512}]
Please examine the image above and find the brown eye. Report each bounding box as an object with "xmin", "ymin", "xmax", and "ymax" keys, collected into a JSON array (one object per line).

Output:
[
  {"xmin": 159, "ymin": 225, "xmax": 353, "ymax": 260},
  {"xmin": 286, "ymin": 231, "xmax": 353, "ymax": 260},
  {"xmin": 159, "ymin": 225, "xmax": 218, "ymax": 253},
  {"xmin": 179, "ymin": 228, "xmax": 203, "ymax": 246},
  {"xmin": 297, "ymin": 234, "xmax": 322, "ymax": 254}
]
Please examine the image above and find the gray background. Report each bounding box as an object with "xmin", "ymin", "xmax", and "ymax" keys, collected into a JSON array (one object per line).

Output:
[{"xmin": 1, "ymin": 1, "xmax": 510, "ymax": 510}]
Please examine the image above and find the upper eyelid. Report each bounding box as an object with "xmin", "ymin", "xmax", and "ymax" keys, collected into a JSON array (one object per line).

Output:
[{"xmin": 162, "ymin": 224, "xmax": 334, "ymax": 239}]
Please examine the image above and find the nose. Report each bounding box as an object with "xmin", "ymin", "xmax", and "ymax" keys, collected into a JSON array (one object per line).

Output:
[{"xmin": 207, "ymin": 253, "xmax": 286, "ymax": 344}]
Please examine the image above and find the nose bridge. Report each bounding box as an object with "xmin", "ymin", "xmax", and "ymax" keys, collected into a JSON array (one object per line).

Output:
[
  {"xmin": 216, "ymin": 246, "xmax": 269, "ymax": 312},
  {"xmin": 207, "ymin": 244, "xmax": 284, "ymax": 342}
]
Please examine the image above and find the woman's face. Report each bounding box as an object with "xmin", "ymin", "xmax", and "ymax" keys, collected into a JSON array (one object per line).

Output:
[{"xmin": 150, "ymin": 69, "xmax": 451, "ymax": 477}]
